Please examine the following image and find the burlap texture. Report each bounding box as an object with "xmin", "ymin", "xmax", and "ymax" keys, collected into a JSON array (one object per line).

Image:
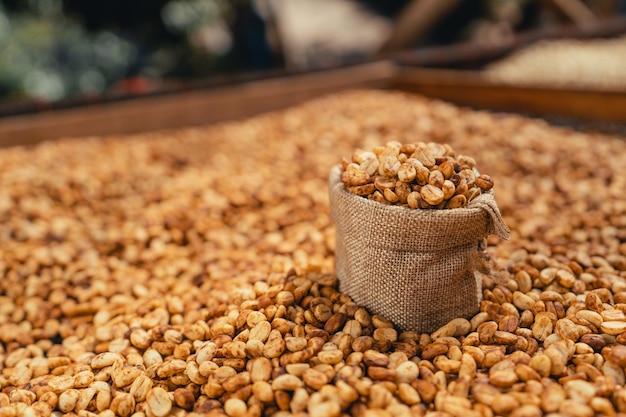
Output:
[{"xmin": 329, "ymin": 165, "xmax": 510, "ymax": 332}]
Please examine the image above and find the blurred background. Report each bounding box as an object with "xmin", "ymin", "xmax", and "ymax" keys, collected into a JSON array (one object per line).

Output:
[{"xmin": 1, "ymin": 0, "xmax": 625, "ymax": 107}]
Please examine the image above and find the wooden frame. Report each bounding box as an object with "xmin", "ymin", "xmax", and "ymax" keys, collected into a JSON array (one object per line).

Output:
[
  {"xmin": 1, "ymin": 58, "xmax": 626, "ymax": 147},
  {"xmin": 0, "ymin": 62, "xmax": 395, "ymax": 147},
  {"xmin": 393, "ymin": 67, "xmax": 626, "ymax": 123}
]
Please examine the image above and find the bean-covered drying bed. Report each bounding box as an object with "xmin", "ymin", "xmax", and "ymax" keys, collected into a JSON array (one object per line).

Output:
[{"xmin": 1, "ymin": 90, "xmax": 626, "ymax": 417}]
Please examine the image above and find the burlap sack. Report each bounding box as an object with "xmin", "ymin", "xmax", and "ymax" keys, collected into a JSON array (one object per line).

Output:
[{"xmin": 329, "ymin": 165, "xmax": 510, "ymax": 332}]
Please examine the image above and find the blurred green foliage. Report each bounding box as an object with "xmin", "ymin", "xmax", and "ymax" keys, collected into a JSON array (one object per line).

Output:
[{"xmin": 0, "ymin": 0, "xmax": 240, "ymax": 102}]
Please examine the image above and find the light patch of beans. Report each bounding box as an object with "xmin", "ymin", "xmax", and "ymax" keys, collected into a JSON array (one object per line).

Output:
[
  {"xmin": 485, "ymin": 36, "xmax": 626, "ymax": 90},
  {"xmin": 1, "ymin": 90, "xmax": 626, "ymax": 417}
]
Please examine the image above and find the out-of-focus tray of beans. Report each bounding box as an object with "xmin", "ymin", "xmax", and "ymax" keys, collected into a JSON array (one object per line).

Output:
[
  {"xmin": 482, "ymin": 35, "xmax": 626, "ymax": 91},
  {"xmin": 393, "ymin": 16, "xmax": 626, "ymax": 125}
]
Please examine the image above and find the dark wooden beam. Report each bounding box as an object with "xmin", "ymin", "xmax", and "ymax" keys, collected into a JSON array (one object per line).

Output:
[
  {"xmin": 0, "ymin": 61, "xmax": 396, "ymax": 147},
  {"xmin": 393, "ymin": 67, "xmax": 626, "ymax": 122}
]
